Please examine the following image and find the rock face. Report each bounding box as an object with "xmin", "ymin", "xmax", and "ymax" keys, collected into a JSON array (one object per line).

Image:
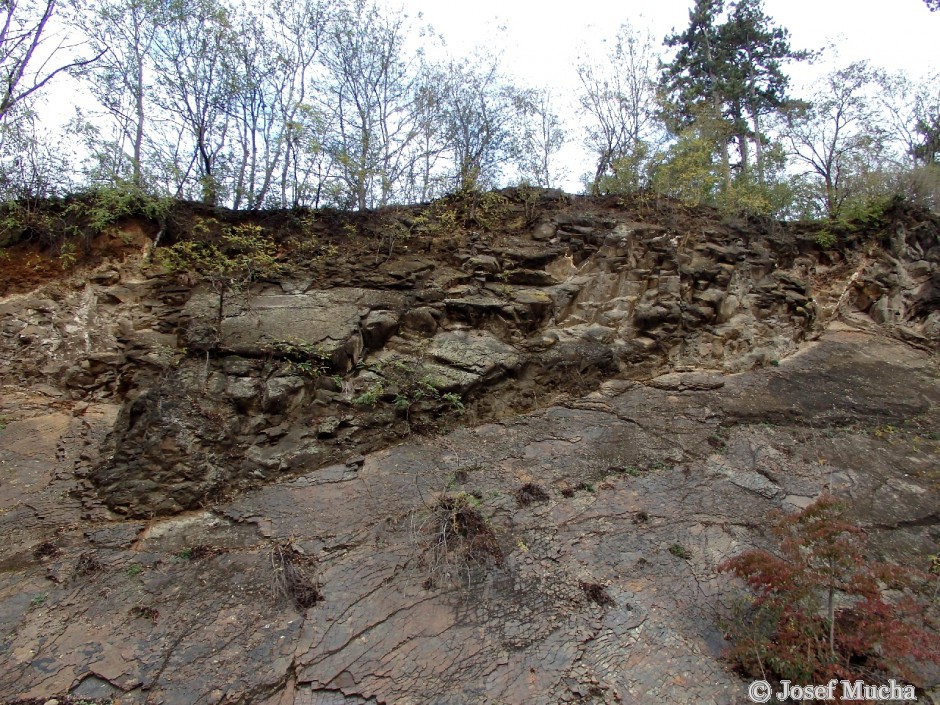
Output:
[
  {"xmin": 0, "ymin": 195, "xmax": 937, "ymax": 518},
  {"xmin": 0, "ymin": 193, "xmax": 938, "ymax": 704}
]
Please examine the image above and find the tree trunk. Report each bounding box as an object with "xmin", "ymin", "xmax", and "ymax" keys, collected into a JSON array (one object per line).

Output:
[
  {"xmin": 751, "ymin": 107, "xmax": 765, "ymax": 184},
  {"xmin": 133, "ymin": 53, "xmax": 145, "ymax": 187}
]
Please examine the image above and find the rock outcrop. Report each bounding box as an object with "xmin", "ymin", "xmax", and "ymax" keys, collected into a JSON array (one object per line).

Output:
[{"xmin": 0, "ymin": 192, "xmax": 937, "ymax": 704}]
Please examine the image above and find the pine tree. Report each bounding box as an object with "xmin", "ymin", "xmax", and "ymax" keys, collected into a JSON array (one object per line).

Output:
[{"xmin": 662, "ymin": 0, "xmax": 803, "ymax": 188}]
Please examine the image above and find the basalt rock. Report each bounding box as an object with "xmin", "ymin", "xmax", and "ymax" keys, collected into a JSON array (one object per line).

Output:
[
  {"xmin": 0, "ymin": 193, "xmax": 938, "ymax": 705},
  {"xmin": 0, "ymin": 194, "xmax": 936, "ymax": 517}
]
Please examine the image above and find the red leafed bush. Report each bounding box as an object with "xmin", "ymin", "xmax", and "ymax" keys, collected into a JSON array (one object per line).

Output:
[{"xmin": 719, "ymin": 494, "xmax": 940, "ymax": 684}]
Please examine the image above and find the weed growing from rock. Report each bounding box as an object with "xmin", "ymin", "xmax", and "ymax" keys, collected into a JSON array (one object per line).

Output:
[
  {"xmin": 514, "ymin": 482, "xmax": 550, "ymax": 507},
  {"xmin": 32, "ymin": 541, "xmax": 60, "ymax": 561},
  {"xmin": 129, "ymin": 605, "xmax": 160, "ymax": 622},
  {"xmin": 75, "ymin": 552, "xmax": 102, "ymax": 576},
  {"xmin": 669, "ymin": 543, "xmax": 692, "ymax": 559},
  {"xmin": 413, "ymin": 492, "xmax": 503, "ymax": 589},
  {"xmin": 580, "ymin": 581, "xmax": 615, "ymax": 607},
  {"xmin": 270, "ymin": 542, "xmax": 321, "ymax": 610}
]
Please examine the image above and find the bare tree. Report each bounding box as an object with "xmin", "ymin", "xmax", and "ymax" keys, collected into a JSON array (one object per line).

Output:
[
  {"xmin": 397, "ymin": 62, "xmax": 451, "ymax": 203},
  {"xmin": 785, "ymin": 62, "xmax": 886, "ymax": 217},
  {"xmin": 318, "ymin": 0, "xmax": 417, "ymax": 209},
  {"xmin": 0, "ymin": 0, "xmax": 102, "ymax": 122},
  {"xmin": 875, "ymin": 70, "xmax": 940, "ymax": 167},
  {"xmin": 80, "ymin": 0, "xmax": 162, "ymax": 186},
  {"xmin": 228, "ymin": 0, "xmax": 331, "ymax": 208},
  {"xmin": 151, "ymin": 0, "xmax": 235, "ymax": 205},
  {"xmin": 578, "ymin": 22, "xmax": 662, "ymax": 194},
  {"xmin": 269, "ymin": 0, "xmax": 332, "ymax": 208},
  {"xmin": 516, "ymin": 88, "xmax": 567, "ymax": 188},
  {"xmin": 438, "ymin": 55, "xmax": 520, "ymax": 193}
]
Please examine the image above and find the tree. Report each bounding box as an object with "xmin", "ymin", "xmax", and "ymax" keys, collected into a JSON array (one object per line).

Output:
[
  {"xmin": 784, "ymin": 62, "xmax": 887, "ymax": 217},
  {"xmin": 0, "ymin": 106, "xmax": 76, "ymax": 197},
  {"xmin": 80, "ymin": 0, "xmax": 161, "ymax": 187},
  {"xmin": 268, "ymin": 0, "xmax": 332, "ymax": 208},
  {"xmin": 157, "ymin": 221, "xmax": 281, "ymax": 338},
  {"xmin": 663, "ymin": 0, "xmax": 731, "ymax": 187},
  {"xmin": 515, "ymin": 88, "xmax": 566, "ymax": 188},
  {"xmin": 0, "ymin": 0, "xmax": 102, "ymax": 123},
  {"xmin": 227, "ymin": 0, "xmax": 331, "ymax": 209},
  {"xmin": 436, "ymin": 55, "xmax": 521, "ymax": 193},
  {"xmin": 662, "ymin": 0, "xmax": 803, "ymax": 187},
  {"xmin": 719, "ymin": 0, "xmax": 805, "ymax": 183},
  {"xmin": 649, "ymin": 107, "xmax": 725, "ymax": 205},
  {"xmin": 721, "ymin": 495, "xmax": 939, "ymax": 683},
  {"xmin": 578, "ymin": 22, "xmax": 661, "ymax": 193},
  {"xmin": 151, "ymin": 0, "xmax": 235, "ymax": 205},
  {"xmin": 318, "ymin": 0, "xmax": 417, "ymax": 210}
]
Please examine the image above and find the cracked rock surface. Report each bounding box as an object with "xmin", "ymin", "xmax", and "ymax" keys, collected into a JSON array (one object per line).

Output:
[{"xmin": 0, "ymin": 193, "xmax": 938, "ymax": 703}]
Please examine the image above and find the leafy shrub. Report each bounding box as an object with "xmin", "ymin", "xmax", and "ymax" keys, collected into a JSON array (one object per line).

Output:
[
  {"xmin": 352, "ymin": 383, "xmax": 383, "ymax": 408},
  {"xmin": 814, "ymin": 228, "xmax": 837, "ymax": 249},
  {"xmin": 157, "ymin": 221, "xmax": 282, "ymax": 332},
  {"xmin": 67, "ymin": 183, "xmax": 172, "ymax": 235},
  {"xmin": 720, "ymin": 495, "xmax": 939, "ymax": 683}
]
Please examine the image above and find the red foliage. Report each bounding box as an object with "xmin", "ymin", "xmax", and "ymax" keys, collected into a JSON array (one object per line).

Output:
[{"xmin": 719, "ymin": 495, "xmax": 940, "ymax": 684}]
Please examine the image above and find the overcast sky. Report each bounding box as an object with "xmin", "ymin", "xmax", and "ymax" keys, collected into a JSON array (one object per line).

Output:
[
  {"xmin": 403, "ymin": 0, "xmax": 938, "ymax": 82},
  {"xmin": 41, "ymin": 0, "xmax": 940, "ymax": 194},
  {"xmin": 397, "ymin": 0, "xmax": 939, "ymax": 190}
]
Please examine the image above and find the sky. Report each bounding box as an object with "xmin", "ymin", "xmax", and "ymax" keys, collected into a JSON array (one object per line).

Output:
[
  {"xmin": 33, "ymin": 0, "xmax": 940, "ymax": 194},
  {"xmin": 402, "ymin": 0, "xmax": 938, "ymax": 81},
  {"xmin": 397, "ymin": 0, "xmax": 940, "ymax": 190}
]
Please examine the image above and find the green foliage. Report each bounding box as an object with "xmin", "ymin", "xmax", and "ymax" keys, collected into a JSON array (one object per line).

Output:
[
  {"xmin": 29, "ymin": 593, "xmax": 47, "ymax": 607},
  {"xmin": 814, "ymin": 229, "xmax": 837, "ymax": 249},
  {"xmin": 352, "ymin": 383, "xmax": 383, "ymax": 407},
  {"xmin": 125, "ymin": 563, "xmax": 144, "ymax": 577},
  {"xmin": 669, "ymin": 543, "xmax": 692, "ymax": 559},
  {"xmin": 837, "ymin": 194, "xmax": 895, "ymax": 228},
  {"xmin": 0, "ymin": 201, "xmax": 57, "ymax": 247},
  {"xmin": 157, "ymin": 221, "xmax": 281, "ymax": 287},
  {"xmin": 716, "ymin": 175, "xmax": 795, "ymax": 218},
  {"xmin": 349, "ymin": 357, "xmax": 467, "ymax": 417},
  {"xmin": 650, "ymin": 122, "xmax": 722, "ymax": 206},
  {"xmin": 591, "ymin": 146, "xmax": 653, "ymax": 196},
  {"xmin": 473, "ymin": 191, "xmax": 509, "ymax": 230},
  {"xmin": 58, "ymin": 241, "xmax": 78, "ymax": 270},
  {"xmin": 440, "ymin": 392, "xmax": 465, "ymax": 412},
  {"xmin": 0, "ymin": 184, "xmax": 170, "ymax": 255},
  {"xmin": 811, "ymin": 194, "xmax": 896, "ymax": 249},
  {"xmin": 66, "ymin": 183, "xmax": 172, "ymax": 235},
  {"xmin": 413, "ymin": 199, "xmax": 460, "ymax": 235},
  {"xmin": 269, "ymin": 339, "xmax": 331, "ymax": 377},
  {"xmin": 720, "ymin": 495, "xmax": 940, "ymax": 683}
]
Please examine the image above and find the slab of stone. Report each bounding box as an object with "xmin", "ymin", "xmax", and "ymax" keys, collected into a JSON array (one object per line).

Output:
[
  {"xmin": 185, "ymin": 288, "xmax": 404, "ymax": 365},
  {"xmin": 429, "ymin": 330, "xmax": 522, "ymax": 377}
]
